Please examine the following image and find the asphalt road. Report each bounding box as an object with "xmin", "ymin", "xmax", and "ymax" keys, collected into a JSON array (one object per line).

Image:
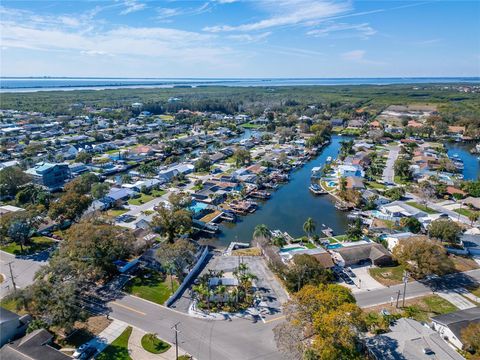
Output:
[
  {"xmin": 0, "ymin": 250, "xmax": 49, "ymax": 298},
  {"xmin": 355, "ymin": 269, "xmax": 480, "ymax": 308},
  {"xmin": 382, "ymin": 145, "xmax": 400, "ymax": 184},
  {"xmin": 109, "ymin": 294, "xmax": 285, "ymax": 360}
]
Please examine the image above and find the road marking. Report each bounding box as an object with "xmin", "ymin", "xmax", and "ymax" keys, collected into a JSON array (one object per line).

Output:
[
  {"xmin": 263, "ymin": 315, "xmax": 285, "ymax": 324},
  {"xmin": 111, "ymin": 301, "xmax": 146, "ymax": 316}
]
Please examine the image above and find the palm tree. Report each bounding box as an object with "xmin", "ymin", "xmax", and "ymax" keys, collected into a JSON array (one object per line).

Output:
[
  {"xmin": 339, "ymin": 176, "xmax": 347, "ymax": 193},
  {"xmin": 253, "ymin": 224, "xmax": 270, "ymax": 240},
  {"xmin": 468, "ymin": 212, "xmax": 479, "ymax": 226},
  {"xmin": 303, "ymin": 217, "xmax": 316, "ymax": 238}
]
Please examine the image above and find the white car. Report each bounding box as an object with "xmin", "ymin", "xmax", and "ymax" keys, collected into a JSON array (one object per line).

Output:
[{"xmin": 72, "ymin": 343, "xmax": 90, "ymax": 359}]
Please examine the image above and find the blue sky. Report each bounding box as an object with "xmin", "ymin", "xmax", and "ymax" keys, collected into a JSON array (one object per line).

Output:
[{"xmin": 1, "ymin": 0, "xmax": 479, "ymax": 77}]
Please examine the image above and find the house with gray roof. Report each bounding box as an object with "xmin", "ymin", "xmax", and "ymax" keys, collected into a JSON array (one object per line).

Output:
[
  {"xmin": 0, "ymin": 328, "xmax": 71, "ymax": 360},
  {"xmin": 0, "ymin": 308, "xmax": 31, "ymax": 347},
  {"xmin": 366, "ymin": 317, "xmax": 465, "ymax": 360},
  {"xmin": 431, "ymin": 307, "xmax": 480, "ymax": 350}
]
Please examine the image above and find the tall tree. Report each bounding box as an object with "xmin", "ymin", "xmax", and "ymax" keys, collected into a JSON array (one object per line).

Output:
[
  {"xmin": 393, "ymin": 236, "xmax": 454, "ymax": 278},
  {"xmin": 151, "ymin": 203, "xmax": 192, "ymax": 243},
  {"xmin": 303, "ymin": 217, "xmax": 316, "ymax": 238},
  {"xmin": 253, "ymin": 224, "xmax": 270, "ymax": 240},
  {"xmin": 428, "ymin": 219, "xmax": 462, "ymax": 244},
  {"xmin": 0, "ymin": 166, "xmax": 31, "ymax": 198},
  {"xmin": 7, "ymin": 220, "xmax": 32, "ymax": 252}
]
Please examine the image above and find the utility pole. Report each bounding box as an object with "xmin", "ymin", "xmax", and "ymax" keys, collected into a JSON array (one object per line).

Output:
[
  {"xmin": 172, "ymin": 322, "xmax": 180, "ymax": 360},
  {"xmin": 7, "ymin": 262, "xmax": 17, "ymax": 293},
  {"xmin": 395, "ymin": 290, "xmax": 401, "ymax": 308},
  {"xmin": 402, "ymin": 271, "xmax": 409, "ymax": 308}
]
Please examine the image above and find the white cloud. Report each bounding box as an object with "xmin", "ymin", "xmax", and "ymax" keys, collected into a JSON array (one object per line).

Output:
[
  {"xmin": 307, "ymin": 22, "xmax": 376, "ymax": 39},
  {"xmin": 156, "ymin": 3, "xmax": 211, "ymax": 20},
  {"xmin": 120, "ymin": 0, "xmax": 146, "ymax": 15},
  {"xmin": 342, "ymin": 49, "xmax": 365, "ymax": 61},
  {"xmin": 204, "ymin": 0, "xmax": 350, "ymax": 32},
  {"xmin": 228, "ymin": 32, "xmax": 271, "ymax": 42}
]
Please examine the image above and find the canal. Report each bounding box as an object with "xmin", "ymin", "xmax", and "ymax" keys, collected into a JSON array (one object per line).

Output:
[
  {"xmin": 445, "ymin": 142, "xmax": 480, "ymax": 180},
  {"xmin": 201, "ymin": 135, "xmax": 350, "ymax": 248}
]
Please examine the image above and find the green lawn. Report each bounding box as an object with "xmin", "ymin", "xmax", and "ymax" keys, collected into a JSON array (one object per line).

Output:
[
  {"xmin": 454, "ymin": 208, "xmax": 477, "ymax": 218},
  {"xmin": 305, "ymin": 242, "xmax": 317, "ymax": 249},
  {"xmin": 106, "ymin": 209, "xmax": 128, "ymax": 217},
  {"xmin": 124, "ymin": 269, "xmax": 179, "ymax": 305},
  {"xmin": 96, "ymin": 326, "xmax": 132, "ymax": 360},
  {"xmin": 394, "ymin": 176, "xmax": 412, "ymax": 185},
  {"xmin": 409, "ymin": 295, "xmax": 458, "ymax": 323},
  {"xmin": 240, "ymin": 123, "xmax": 263, "ymax": 129},
  {"xmin": 0, "ymin": 236, "xmax": 55, "ymax": 255},
  {"xmin": 369, "ymin": 265, "xmax": 407, "ymax": 286},
  {"xmin": 141, "ymin": 333, "xmax": 171, "ymax": 354},
  {"xmin": 333, "ymin": 234, "xmax": 349, "ymax": 242},
  {"xmin": 366, "ymin": 181, "xmax": 387, "ymax": 190},
  {"xmin": 405, "ymin": 201, "xmax": 438, "ymax": 214},
  {"xmin": 151, "ymin": 189, "xmax": 166, "ymax": 197},
  {"xmin": 128, "ymin": 193, "xmax": 154, "ymax": 205}
]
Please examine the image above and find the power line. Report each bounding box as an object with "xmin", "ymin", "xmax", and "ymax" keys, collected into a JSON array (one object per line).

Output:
[{"xmin": 171, "ymin": 322, "xmax": 181, "ymax": 360}]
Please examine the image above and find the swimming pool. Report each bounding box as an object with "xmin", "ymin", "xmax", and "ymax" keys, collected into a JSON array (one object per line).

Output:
[
  {"xmin": 327, "ymin": 243, "xmax": 343, "ymax": 249},
  {"xmin": 327, "ymin": 181, "xmax": 337, "ymax": 187},
  {"xmin": 190, "ymin": 202, "xmax": 208, "ymax": 214},
  {"xmin": 279, "ymin": 246, "xmax": 305, "ymax": 253}
]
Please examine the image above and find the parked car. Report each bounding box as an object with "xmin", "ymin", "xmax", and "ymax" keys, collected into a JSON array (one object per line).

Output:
[
  {"xmin": 79, "ymin": 347, "xmax": 97, "ymax": 360},
  {"xmin": 73, "ymin": 344, "xmax": 90, "ymax": 359},
  {"xmin": 344, "ymin": 267, "xmax": 356, "ymax": 277}
]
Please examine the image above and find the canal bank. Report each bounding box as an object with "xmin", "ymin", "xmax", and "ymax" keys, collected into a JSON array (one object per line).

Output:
[{"xmin": 200, "ymin": 135, "xmax": 351, "ymax": 248}]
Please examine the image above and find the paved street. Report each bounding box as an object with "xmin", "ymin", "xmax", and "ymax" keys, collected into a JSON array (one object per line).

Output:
[
  {"xmin": 109, "ymin": 294, "xmax": 284, "ymax": 360},
  {"xmin": 355, "ymin": 269, "xmax": 480, "ymax": 308},
  {"xmin": 406, "ymin": 193, "xmax": 472, "ymax": 225},
  {"xmin": 382, "ymin": 145, "xmax": 400, "ymax": 184},
  {"xmin": 0, "ymin": 250, "xmax": 49, "ymax": 298}
]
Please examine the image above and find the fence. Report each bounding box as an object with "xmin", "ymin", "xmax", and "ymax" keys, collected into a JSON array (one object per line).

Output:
[{"xmin": 165, "ymin": 246, "xmax": 209, "ymax": 307}]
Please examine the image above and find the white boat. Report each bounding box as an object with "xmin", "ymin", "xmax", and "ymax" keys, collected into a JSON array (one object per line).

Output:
[{"xmin": 326, "ymin": 156, "xmax": 332, "ymax": 164}]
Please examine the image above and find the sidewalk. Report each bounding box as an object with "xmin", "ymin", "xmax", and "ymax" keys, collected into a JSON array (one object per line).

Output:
[
  {"xmin": 128, "ymin": 326, "xmax": 190, "ymax": 360},
  {"xmin": 437, "ymin": 290, "xmax": 477, "ymax": 310},
  {"xmin": 84, "ymin": 319, "xmax": 129, "ymax": 353}
]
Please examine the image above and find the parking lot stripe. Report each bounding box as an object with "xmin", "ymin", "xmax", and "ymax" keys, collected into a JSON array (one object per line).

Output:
[{"xmin": 112, "ymin": 301, "xmax": 146, "ymax": 316}]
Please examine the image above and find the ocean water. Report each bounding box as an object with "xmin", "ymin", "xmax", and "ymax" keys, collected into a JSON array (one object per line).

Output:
[{"xmin": 1, "ymin": 77, "xmax": 479, "ymax": 92}]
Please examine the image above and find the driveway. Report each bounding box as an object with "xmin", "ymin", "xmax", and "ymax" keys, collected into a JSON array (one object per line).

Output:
[
  {"xmin": 342, "ymin": 265, "xmax": 386, "ymax": 294},
  {"xmin": 0, "ymin": 250, "xmax": 49, "ymax": 298}
]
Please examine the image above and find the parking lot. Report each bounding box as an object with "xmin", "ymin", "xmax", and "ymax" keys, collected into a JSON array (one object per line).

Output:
[{"xmin": 172, "ymin": 254, "xmax": 288, "ymax": 318}]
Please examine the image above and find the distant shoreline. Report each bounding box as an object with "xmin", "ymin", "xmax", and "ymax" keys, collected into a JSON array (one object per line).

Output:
[{"xmin": 1, "ymin": 77, "xmax": 479, "ymax": 93}]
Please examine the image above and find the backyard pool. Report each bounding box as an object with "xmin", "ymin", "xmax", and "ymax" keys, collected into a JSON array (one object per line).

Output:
[
  {"xmin": 279, "ymin": 246, "xmax": 306, "ymax": 253},
  {"xmin": 327, "ymin": 243, "xmax": 343, "ymax": 250},
  {"xmin": 190, "ymin": 201, "xmax": 209, "ymax": 214},
  {"xmin": 327, "ymin": 181, "xmax": 337, "ymax": 187}
]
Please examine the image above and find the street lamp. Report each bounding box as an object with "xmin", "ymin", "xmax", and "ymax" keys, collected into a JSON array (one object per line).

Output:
[{"xmin": 402, "ymin": 270, "xmax": 409, "ymax": 308}]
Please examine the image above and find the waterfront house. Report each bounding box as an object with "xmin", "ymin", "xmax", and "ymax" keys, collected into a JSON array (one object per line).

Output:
[
  {"xmin": 282, "ymin": 248, "xmax": 334, "ymax": 268},
  {"xmin": 25, "ymin": 162, "xmax": 71, "ymax": 190},
  {"xmin": 346, "ymin": 176, "xmax": 365, "ymax": 190},
  {"xmin": 337, "ymin": 164, "xmax": 364, "ymax": 178},
  {"xmin": 366, "ymin": 318, "xmax": 465, "ymax": 360},
  {"xmin": 330, "ymin": 118, "xmax": 345, "ymax": 127},
  {"xmin": 380, "ymin": 201, "xmax": 427, "ymax": 219},
  {"xmin": 347, "ymin": 119, "xmax": 364, "ymax": 128},
  {"xmin": 332, "ymin": 243, "xmax": 392, "ymax": 267},
  {"xmin": 431, "ymin": 307, "xmax": 480, "ymax": 350},
  {"xmin": 383, "ymin": 233, "xmax": 427, "ymax": 252}
]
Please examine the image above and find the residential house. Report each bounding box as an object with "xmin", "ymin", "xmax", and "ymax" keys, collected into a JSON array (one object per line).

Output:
[
  {"xmin": 330, "ymin": 118, "xmax": 345, "ymax": 127},
  {"xmin": 431, "ymin": 307, "xmax": 480, "ymax": 350},
  {"xmin": 366, "ymin": 317, "xmax": 465, "ymax": 360},
  {"xmin": 25, "ymin": 162, "xmax": 71, "ymax": 189},
  {"xmin": 346, "ymin": 176, "xmax": 365, "ymax": 190},
  {"xmin": 0, "ymin": 308, "xmax": 31, "ymax": 347},
  {"xmin": 383, "ymin": 233, "xmax": 428, "ymax": 252},
  {"xmin": 332, "ymin": 243, "xmax": 392, "ymax": 267},
  {"xmin": 0, "ymin": 328, "xmax": 71, "ymax": 360},
  {"xmin": 338, "ymin": 164, "xmax": 364, "ymax": 178}
]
